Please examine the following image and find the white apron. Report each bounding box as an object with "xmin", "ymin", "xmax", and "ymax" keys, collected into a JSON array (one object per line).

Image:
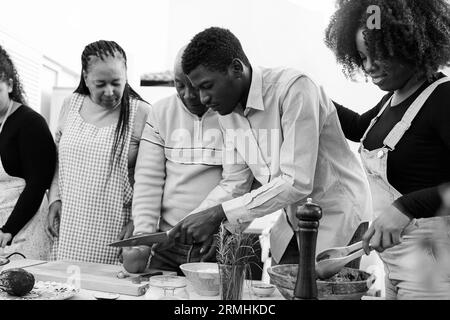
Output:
[
  {"xmin": 0, "ymin": 102, "xmax": 52, "ymax": 260},
  {"xmin": 359, "ymin": 77, "xmax": 450, "ymax": 299},
  {"xmin": 52, "ymin": 93, "xmax": 136, "ymax": 265}
]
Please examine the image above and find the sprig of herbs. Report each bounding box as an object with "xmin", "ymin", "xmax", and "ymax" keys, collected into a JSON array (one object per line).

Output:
[{"xmin": 215, "ymin": 223, "xmax": 258, "ymax": 266}]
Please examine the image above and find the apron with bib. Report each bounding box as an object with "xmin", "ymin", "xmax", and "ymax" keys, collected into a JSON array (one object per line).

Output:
[
  {"xmin": 359, "ymin": 77, "xmax": 450, "ymax": 299},
  {"xmin": 52, "ymin": 93, "xmax": 136, "ymax": 265},
  {"xmin": 0, "ymin": 101, "xmax": 52, "ymax": 260}
]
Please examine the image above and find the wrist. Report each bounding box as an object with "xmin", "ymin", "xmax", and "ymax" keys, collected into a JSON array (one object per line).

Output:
[
  {"xmin": 215, "ymin": 205, "xmax": 227, "ymax": 224},
  {"xmin": 392, "ymin": 201, "xmax": 413, "ymax": 220},
  {"xmin": 0, "ymin": 226, "xmax": 11, "ymax": 235}
]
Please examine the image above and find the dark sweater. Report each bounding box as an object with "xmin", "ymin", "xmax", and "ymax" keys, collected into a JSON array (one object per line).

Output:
[
  {"xmin": 0, "ymin": 105, "xmax": 56, "ymax": 238},
  {"xmin": 334, "ymin": 73, "xmax": 450, "ymax": 219}
]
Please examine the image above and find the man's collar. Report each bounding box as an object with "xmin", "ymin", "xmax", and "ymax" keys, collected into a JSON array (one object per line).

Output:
[{"xmin": 244, "ymin": 66, "xmax": 264, "ymax": 113}]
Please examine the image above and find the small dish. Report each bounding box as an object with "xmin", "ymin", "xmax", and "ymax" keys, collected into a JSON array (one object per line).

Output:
[
  {"xmin": 251, "ymin": 282, "xmax": 276, "ymax": 297},
  {"xmin": 93, "ymin": 292, "xmax": 120, "ymax": 300}
]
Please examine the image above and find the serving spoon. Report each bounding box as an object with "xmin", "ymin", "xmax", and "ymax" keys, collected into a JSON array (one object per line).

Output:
[
  {"xmin": 315, "ymin": 247, "xmax": 370, "ymax": 280},
  {"xmin": 316, "ymin": 241, "xmax": 364, "ymax": 262},
  {"xmin": 315, "ymin": 235, "xmax": 418, "ymax": 280},
  {"xmin": 315, "ymin": 240, "xmax": 375, "ymax": 279}
]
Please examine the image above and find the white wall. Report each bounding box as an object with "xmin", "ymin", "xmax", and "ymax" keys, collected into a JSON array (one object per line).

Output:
[
  {"xmin": 1, "ymin": 0, "xmax": 385, "ymax": 112},
  {"xmin": 140, "ymin": 86, "xmax": 175, "ymax": 105},
  {"xmin": 163, "ymin": 0, "xmax": 384, "ymax": 111},
  {"xmin": 0, "ymin": 28, "xmax": 42, "ymax": 112},
  {"xmin": 48, "ymin": 87, "xmax": 73, "ymax": 135},
  {"xmin": 4, "ymin": 0, "xmax": 446, "ymax": 111}
]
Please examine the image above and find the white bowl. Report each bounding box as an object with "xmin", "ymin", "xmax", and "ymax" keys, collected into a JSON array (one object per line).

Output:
[
  {"xmin": 251, "ymin": 282, "xmax": 276, "ymax": 297},
  {"xmin": 179, "ymin": 262, "xmax": 220, "ymax": 296}
]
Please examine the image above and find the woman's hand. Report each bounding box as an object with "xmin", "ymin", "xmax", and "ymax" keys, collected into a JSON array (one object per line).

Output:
[
  {"xmin": 47, "ymin": 200, "xmax": 62, "ymax": 238},
  {"xmin": 362, "ymin": 205, "xmax": 412, "ymax": 254},
  {"xmin": 118, "ymin": 220, "xmax": 134, "ymax": 241},
  {"xmin": 0, "ymin": 231, "xmax": 12, "ymax": 248}
]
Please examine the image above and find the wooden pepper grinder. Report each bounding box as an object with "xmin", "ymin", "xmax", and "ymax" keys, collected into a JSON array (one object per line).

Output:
[{"xmin": 294, "ymin": 198, "xmax": 322, "ymax": 300}]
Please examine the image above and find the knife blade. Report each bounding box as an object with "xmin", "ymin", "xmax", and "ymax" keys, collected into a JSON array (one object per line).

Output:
[
  {"xmin": 108, "ymin": 231, "xmax": 169, "ymax": 247},
  {"xmin": 108, "ymin": 212, "xmax": 194, "ymax": 248}
]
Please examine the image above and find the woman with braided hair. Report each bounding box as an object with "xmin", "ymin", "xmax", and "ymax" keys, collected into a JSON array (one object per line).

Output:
[
  {"xmin": 47, "ymin": 40, "xmax": 151, "ymax": 264},
  {"xmin": 325, "ymin": 0, "xmax": 450, "ymax": 299},
  {"xmin": 0, "ymin": 45, "xmax": 56, "ymax": 259}
]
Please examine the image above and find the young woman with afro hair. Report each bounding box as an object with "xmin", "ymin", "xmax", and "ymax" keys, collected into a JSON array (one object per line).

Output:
[{"xmin": 325, "ymin": 0, "xmax": 450, "ymax": 299}]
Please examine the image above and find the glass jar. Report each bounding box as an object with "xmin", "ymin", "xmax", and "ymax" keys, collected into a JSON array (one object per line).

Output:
[
  {"xmin": 218, "ymin": 264, "xmax": 246, "ymax": 300},
  {"xmin": 145, "ymin": 275, "xmax": 189, "ymax": 300}
]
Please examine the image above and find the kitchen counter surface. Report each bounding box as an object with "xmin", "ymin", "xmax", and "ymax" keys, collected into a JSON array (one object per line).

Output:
[{"xmin": 3, "ymin": 259, "xmax": 284, "ymax": 301}]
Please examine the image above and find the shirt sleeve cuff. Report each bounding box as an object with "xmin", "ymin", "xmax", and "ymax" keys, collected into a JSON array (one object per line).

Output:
[
  {"xmin": 133, "ymin": 222, "xmax": 158, "ymax": 235},
  {"xmin": 222, "ymin": 196, "xmax": 251, "ymax": 225}
]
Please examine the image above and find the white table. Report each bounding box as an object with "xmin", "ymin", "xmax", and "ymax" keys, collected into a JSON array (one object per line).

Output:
[
  {"xmin": 71, "ymin": 280, "xmax": 284, "ymax": 300},
  {"xmin": 6, "ymin": 260, "xmax": 284, "ymax": 300}
]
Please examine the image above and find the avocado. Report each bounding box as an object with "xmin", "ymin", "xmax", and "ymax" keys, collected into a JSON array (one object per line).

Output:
[{"xmin": 0, "ymin": 268, "xmax": 35, "ymax": 296}]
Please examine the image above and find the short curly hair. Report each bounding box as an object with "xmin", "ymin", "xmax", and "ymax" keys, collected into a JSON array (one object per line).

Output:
[
  {"xmin": 325, "ymin": 0, "xmax": 450, "ymax": 80},
  {"xmin": 182, "ymin": 27, "xmax": 251, "ymax": 75},
  {"xmin": 0, "ymin": 45, "xmax": 27, "ymax": 105}
]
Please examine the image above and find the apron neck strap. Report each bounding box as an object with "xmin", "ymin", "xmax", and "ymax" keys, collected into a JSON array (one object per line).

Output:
[
  {"xmin": 383, "ymin": 77, "xmax": 450, "ymax": 150},
  {"xmin": 359, "ymin": 95, "xmax": 393, "ymax": 145}
]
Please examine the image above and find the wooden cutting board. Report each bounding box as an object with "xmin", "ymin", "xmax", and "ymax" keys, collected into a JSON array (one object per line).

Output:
[
  {"xmin": 23, "ymin": 260, "xmax": 149, "ymax": 296},
  {"xmin": 1, "ymin": 259, "xmax": 47, "ymax": 271}
]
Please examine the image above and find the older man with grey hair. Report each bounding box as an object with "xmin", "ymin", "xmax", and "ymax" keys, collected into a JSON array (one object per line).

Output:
[{"xmin": 122, "ymin": 46, "xmax": 231, "ymax": 275}]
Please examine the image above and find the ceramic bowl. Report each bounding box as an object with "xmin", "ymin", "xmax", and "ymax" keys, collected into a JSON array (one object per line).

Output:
[
  {"xmin": 267, "ymin": 265, "xmax": 375, "ymax": 300},
  {"xmin": 179, "ymin": 262, "xmax": 220, "ymax": 296},
  {"xmin": 251, "ymin": 282, "xmax": 276, "ymax": 297}
]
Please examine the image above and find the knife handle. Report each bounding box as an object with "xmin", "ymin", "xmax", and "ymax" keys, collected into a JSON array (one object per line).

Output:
[{"xmin": 130, "ymin": 271, "xmax": 163, "ymax": 284}]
